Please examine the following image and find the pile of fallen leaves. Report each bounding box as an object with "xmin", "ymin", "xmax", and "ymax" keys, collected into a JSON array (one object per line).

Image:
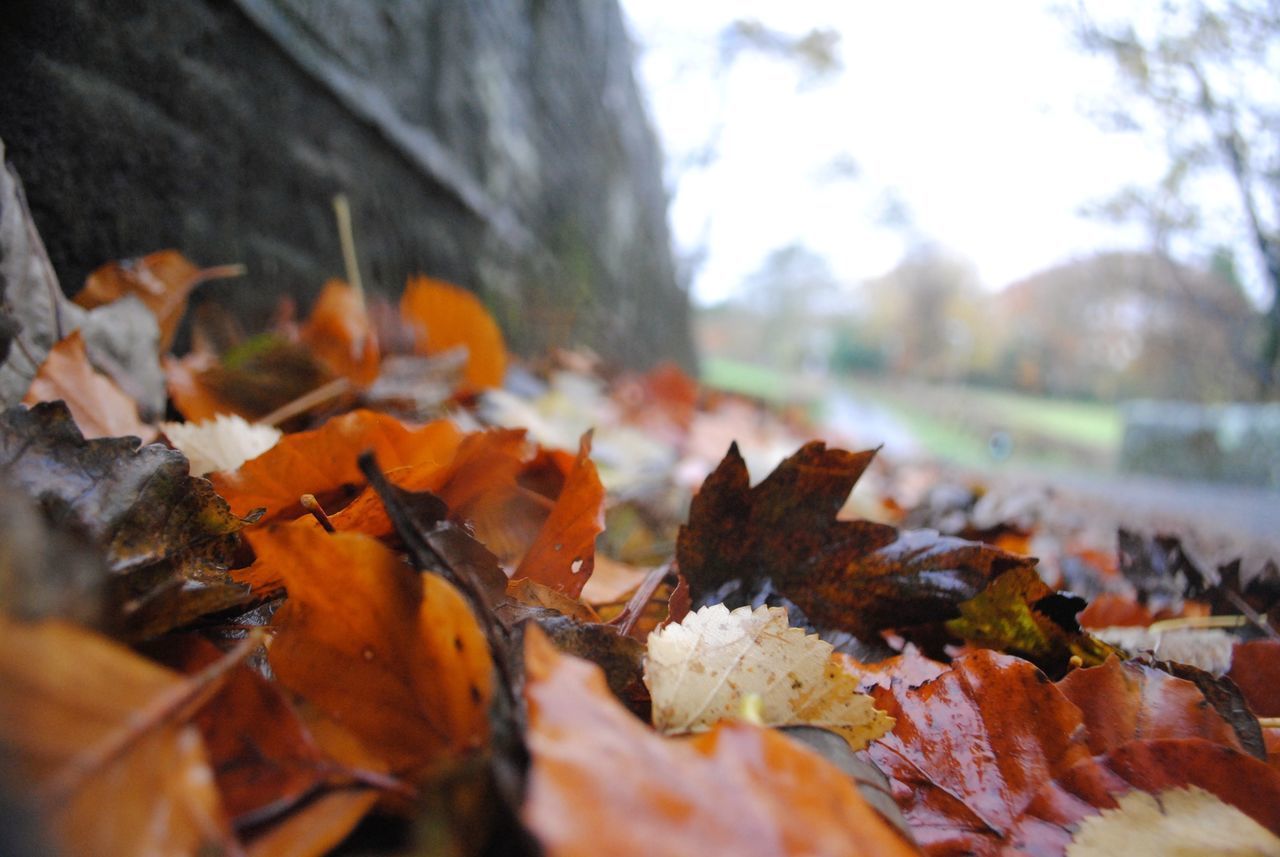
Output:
[{"xmin": 1, "ymin": 164, "xmax": 1279, "ymax": 856}]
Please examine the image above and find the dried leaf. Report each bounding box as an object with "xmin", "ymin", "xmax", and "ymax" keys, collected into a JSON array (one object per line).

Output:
[
  {"xmin": 678, "ymin": 442, "xmax": 1031, "ymax": 637},
  {"xmin": 166, "ymin": 337, "xmax": 337, "ymax": 424},
  {"xmin": 0, "ymin": 617, "xmax": 235, "ymax": 857},
  {"xmin": 1065, "ymin": 785, "xmax": 1280, "ymax": 857},
  {"xmin": 645, "ymin": 604, "xmax": 893, "ymax": 751},
  {"xmin": 161, "ymin": 414, "xmax": 282, "ymax": 476},
  {"xmin": 401, "ymin": 276, "xmax": 506, "ymax": 391},
  {"xmin": 1057, "ymin": 656, "xmax": 1245, "ymax": 755},
  {"xmin": 23, "ymin": 330, "xmax": 156, "ymax": 441},
  {"xmin": 211, "ymin": 409, "xmax": 462, "ymax": 522},
  {"xmin": 521, "ymin": 625, "xmax": 917, "ymax": 857},
  {"xmin": 508, "ymin": 578, "xmax": 601, "ymax": 624},
  {"xmin": 300, "ymin": 280, "xmax": 379, "ymax": 386},
  {"xmin": 1229, "ymin": 639, "xmax": 1280, "ymax": 717},
  {"xmin": 245, "ymin": 789, "xmax": 379, "ymax": 857},
  {"xmin": 513, "ymin": 432, "xmax": 604, "ymax": 598},
  {"xmin": 0, "ymin": 401, "xmax": 253, "ymax": 638},
  {"xmin": 259, "ymin": 525, "xmax": 492, "ymax": 778}
]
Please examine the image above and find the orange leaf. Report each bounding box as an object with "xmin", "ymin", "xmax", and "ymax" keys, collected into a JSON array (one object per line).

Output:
[
  {"xmin": 23, "ymin": 331, "xmax": 156, "ymax": 441},
  {"xmin": 164, "ymin": 351, "xmax": 240, "ymax": 423},
  {"xmin": 210, "ymin": 409, "xmax": 462, "ymax": 521},
  {"xmin": 258, "ymin": 526, "xmax": 491, "ymax": 777},
  {"xmin": 513, "ymin": 432, "xmax": 604, "ymax": 598},
  {"xmin": 300, "ymin": 280, "xmax": 380, "ymax": 385},
  {"xmin": 1057, "ymin": 655, "xmax": 1245, "ymax": 755},
  {"xmin": 0, "ymin": 618, "xmax": 234, "ymax": 857},
  {"xmin": 401, "ymin": 275, "xmax": 506, "ymax": 391},
  {"xmin": 245, "ymin": 789, "xmax": 379, "ymax": 857},
  {"xmin": 76, "ymin": 250, "xmax": 240, "ymax": 353},
  {"xmin": 520, "ymin": 625, "xmax": 916, "ymax": 857}
]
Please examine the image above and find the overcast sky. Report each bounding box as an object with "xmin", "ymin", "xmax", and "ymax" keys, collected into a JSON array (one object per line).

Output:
[{"xmin": 619, "ymin": 0, "xmax": 1247, "ymax": 305}]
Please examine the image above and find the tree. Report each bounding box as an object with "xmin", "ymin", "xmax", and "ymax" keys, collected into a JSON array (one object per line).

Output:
[{"xmin": 1070, "ymin": 0, "xmax": 1280, "ymax": 393}]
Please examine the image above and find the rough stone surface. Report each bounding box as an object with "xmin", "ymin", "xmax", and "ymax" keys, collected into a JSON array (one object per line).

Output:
[
  {"xmin": 1120, "ymin": 400, "xmax": 1280, "ymax": 489},
  {"xmin": 0, "ymin": 0, "xmax": 693, "ymax": 369}
]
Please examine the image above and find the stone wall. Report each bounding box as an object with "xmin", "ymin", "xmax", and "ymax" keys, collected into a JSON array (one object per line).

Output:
[
  {"xmin": 1120, "ymin": 400, "xmax": 1280, "ymax": 489},
  {"xmin": 0, "ymin": 0, "xmax": 694, "ymax": 369}
]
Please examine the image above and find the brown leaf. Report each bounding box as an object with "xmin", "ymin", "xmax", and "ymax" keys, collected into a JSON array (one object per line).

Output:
[
  {"xmin": 300, "ymin": 280, "xmax": 380, "ymax": 386},
  {"xmin": 513, "ymin": 432, "xmax": 604, "ymax": 598},
  {"xmin": 401, "ymin": 276, "xmax": 506, "ymax": 391},
  {"xmin": 166, "ymin": 337, "xmax": 338, "ymax": 424},
  {"xmin": 520, "ymin": 625, "xmax": 917, "ymax": 857},
  {"xmin": 245, "ymin": 789, "xmax": 379, "ymax": 857},
  {"xmin": 76, "ymin": 251, "xmax": 240, "ymax": 353},
  {"xmin": 865, "ymin": 650, "xmax": 1094, "ymax": 855},
  {"xmin": 259, "ymin": 525, "xmax": 492, "ymax": 778},
  {"xmin": 0, "ymin": 617, "xmax": 236, "ymax": 857},
  {"xmin": 23, "ymin": 330, "xmax": 156, "ymax": 441},
  {"xmin": 1057, "ymin": 656, "xmax": 1245, "ymax": 755},
  {"xmin": 1229, "ymin": 639, "xmax": 1280, "ymax": 718},
  {"xmin": 211, "ymin": 409, "xmax": 463, "ymax": 522},
  {"xmin": 507, "ymin": 578, "xmax": 601, "ymax": 624},
  {"xmin": 678, "ymin": 442, "xmax": 1031, "ymax": 637}
]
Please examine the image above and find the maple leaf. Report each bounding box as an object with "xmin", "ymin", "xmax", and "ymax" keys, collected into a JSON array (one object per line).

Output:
[
  {"xmin": 644, "ymin": 604, "xmax": 893, "ymax": 751},
  {"xmin": 678, "ymin": 441, "xmax": 1033, "ymax": 637},
  {"xmin": 0, "ymin": 401, "xmax": 255, "ymax": 639},
  {"xmin": 945, "ymin": 565, "xmax": 1119, "ymax": 676},
  {"xmin": 401, "ymin": 276, "xmax": 507, "ymax": 392},
  {"xmin": 521, "ymin": 625, "xmax": 917, "ymax": 857},
  {"xmin": 0, "ymin": 617, "xmax": 241, "ymax": 857},
  {"xmin": 23, "ymin": 330, "xmax": 156, "ymax": 441}
]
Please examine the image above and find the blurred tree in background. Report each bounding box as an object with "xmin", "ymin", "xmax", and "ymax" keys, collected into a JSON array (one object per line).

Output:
[{"xmin": 1070, "ymin": 0, "xmax": 1280, "ymax": 394}]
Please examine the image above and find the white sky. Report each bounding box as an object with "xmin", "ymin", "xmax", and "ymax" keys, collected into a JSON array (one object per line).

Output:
[{"xmin": 619, "ymin": 0, "xmax": 1246, "ymax": 305}]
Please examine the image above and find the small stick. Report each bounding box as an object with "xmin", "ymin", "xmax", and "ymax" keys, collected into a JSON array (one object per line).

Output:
[
  {"xmin": 301, "ymin": 493, "xmax": 336, "ymax": 533},
  {"xmin": 332, "ymin": 194, "xmax": 365, "ymax": 307},
  {"xmin": 260, "ymin": 377, "xmax": 352, "ymax": 427},
  {"xmin": 1147, "ymin": 614, "xmax": 1248, "ymax": 635}
]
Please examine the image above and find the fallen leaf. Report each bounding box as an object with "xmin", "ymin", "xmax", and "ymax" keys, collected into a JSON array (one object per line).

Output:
[
  {"xmin": 580, "ymin": 554, "xmax": 651, "ymax": 605},
  {"xmin": 1056, "ymin": 656, "xmax": 1245, "ymax": 755},
  {"xmin": 166, "ymin": 336, "xmax": 337, "ymax": 424},
  {"xmin": 678, "ymin": 442, "xmax": 1032, "ymax": 638},
  {"xmin": 211, "ymin": 409, "xmax": 462, "ymax": 522},
  {"xmin": 1092, "ymin": 626, "xmax": 1236, "ymax": 675},
  {"xmin": 245, "ymin": 789, "xmax": 379, "ymax": 857},
  {"xmin": 838, "ymin": 649, "xmax": 949, "ymax": 693},
  {"xmin": 945, "ymin": 565, "xmax": 1119, "ymax": 675},
  {"xmin": 1064, "ymin": 785, "xmax": 1280, "ymax": 857},
  {"xmin": 0, "ymin": 401, "xmax": 254, "ymax": 638},
  {"xmin": 0, "ymin": 617, "xmax": 236, "ymax": 857},
  {"xmin": 865, "ymin": 649, "xmax": 1094, "ymax": 855},
  {"xmin": 258, "ymin": 525, "xmax": 492, "ymax": 778},
  {"xmin": 161, "ymin": 413, "xmax": 283, "ymax": 476},
  {"xmin": 513, "ymin": 432, "xmax": 604, "ymax": 598},
  {"xmin": 401, "ymin": 276, "xmax": 506, "ymax": 391},
  {"xmin": 1229, "ymin": 639, "xmax": 1280, "ymax": 717},
  {"xmin": 300, "ymin": 280, "xmax": 379, "ymax": 386},
  {"xmin": 1077, "ymin": 593, "xmax": 1155, "ymax": 629},
  {"xmin": 23, "ymin": 330, "xmax": 156, "ymax": 441},
  {"xmin": 508, "ymin": 578, "xmax": 601, "ymax": 624},
  {"xmin": 521, "ymin": 625, "xmax": 917, "ymax": 857},
  {"xmin": 75, "ymin": 250, "xmax": 240, "ymax": 353},
  {"xmin": 645, "ymin": 604, "xmax": 893, "ymax": 751}
]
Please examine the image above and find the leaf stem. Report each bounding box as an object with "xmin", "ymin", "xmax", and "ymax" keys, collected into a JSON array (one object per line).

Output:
[{"xmin": 332, "ymin": 194, "xmax": 365, "ymax": 308}]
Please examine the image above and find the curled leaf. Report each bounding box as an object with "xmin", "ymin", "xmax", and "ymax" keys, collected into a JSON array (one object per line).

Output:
[{"xmin": 401, "ymin": 276, "xmax": 506, "ymax": 391}]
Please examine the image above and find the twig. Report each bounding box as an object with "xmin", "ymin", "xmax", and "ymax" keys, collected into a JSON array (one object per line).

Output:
[
  {"xmin": 332, "ymin": 194, "xmax": 365, "ymax": 307},
  {"xmin": 260, "ymin": 377, "xmax": 352, "ymax": 427},
  {"xmin": 1147, "ymin": 615, "xmax": 1248, "ymax": 635},
  {"xmin": 301, "ymin": 493, "xmax": 336, "ymax": 533}
]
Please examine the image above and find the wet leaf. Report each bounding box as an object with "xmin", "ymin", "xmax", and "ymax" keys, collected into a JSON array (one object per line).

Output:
[
  {"xmin": 521, "ymin": 625, "xmax": 917, "ymax": 857},
  {"xmin": 1228, "ymin": 639, "xmax": 1280, "ymax": 718},
  {"xmin": 0, "ymin": 617, "xmax": 236, "ymax": 857},
  {"xmin": 645, "ymin": 604, "xmax": 893, "ymax": 751},
  {"xmin": 300, "ymin": 280, "xmax": 380, "ymax": 386},
  {"xmin": 1056, "ymin": 656, "xmax": 1245, "ymax": 755},
  {"xmin": 23, "ymin": 330, "xmax": 156, "ymax": 441},
  {"xmin": 258, "ymin": 525, "xmax": 492, "ymax": 778},
  {"xmin": 838, "ymin": 649, "xmax": 949, "ymax": 693},
  {"xmin": 865, "ymin": 649, "xmax": 1094, "ymax": 855},
  {"xmin": 513, "ymin": 432, "xmax": 604, "ymax": 598},
  {"xmin": 211, "ymin": 409, "xmax": 462, "ymax": 522},
  {"xmin": 0, "ymin": 401, "xmax": 254, "ymax": 638},
  {"xmin": 401, "ymin": 276, "xmax": 506, "ymax": 391},
  {"xmin": 945, "ymin": 565, "xmax": 1119, "ymax": 676},
  {"xmin": 678, "ymin": 442, "xmax": 1031, "ymax": 637},
  {"xmin": 1064, "ymin": 785, "xmax": 1280, "ymax": 857}
]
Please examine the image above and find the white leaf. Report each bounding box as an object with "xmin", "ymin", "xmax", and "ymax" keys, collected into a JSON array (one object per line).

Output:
[
  {"xmin": 161, "ymin": 414, "xmax": 282, "ymax": 476},
  {"xmin": 644, "ymin": 604, "xmax": 893, "ymax": 751}
]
